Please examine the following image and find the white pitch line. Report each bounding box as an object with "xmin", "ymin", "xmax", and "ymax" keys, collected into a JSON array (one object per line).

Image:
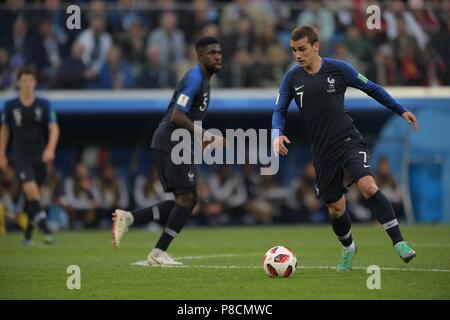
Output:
[
  {"xmin": 131, "ymin": 261, "xmax": 259, "ymax": 269},
  {"xmin": 299, "ymin": 265, "xmax": 450, "ymax": 273},
  {"xmin": 413, "ymin": 244, "xmax": 450, "ymax": 248},
  {"xmin": 174, "ymin": 253, "xmax": 261, "ymax": 260},
  {"xmin": 130, "ymin": 260, "xmax": 450, "ymax": 273}
]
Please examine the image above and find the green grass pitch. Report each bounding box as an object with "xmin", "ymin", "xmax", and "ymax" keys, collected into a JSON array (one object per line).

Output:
[{"xmin": 1, "ymin": 224, "xmax": 449, "ymax": 299}]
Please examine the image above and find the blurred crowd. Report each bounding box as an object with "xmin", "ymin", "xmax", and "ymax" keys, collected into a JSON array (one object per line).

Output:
[
  {"xmin": 1, "ymin": 0, "xmax": 450, "ymax": 90},
  {"xmin": 0, "ymin": 151, "xmax": 404, "ymax": 231}
]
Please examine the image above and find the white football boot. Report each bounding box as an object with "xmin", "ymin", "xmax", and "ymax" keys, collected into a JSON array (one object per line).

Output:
[
  {"xmin": 112, "ymin": 209, "xmax": 133, "ymax": 248},
  {"xmin": 147, "ymin": 248, "xmax": 183, "ymax": 266}
]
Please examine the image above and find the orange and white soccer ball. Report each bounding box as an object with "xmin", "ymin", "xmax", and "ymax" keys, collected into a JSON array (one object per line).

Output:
[{"xmin": 263, "ymin": 245, "xmax": 298, "ymax": 278}]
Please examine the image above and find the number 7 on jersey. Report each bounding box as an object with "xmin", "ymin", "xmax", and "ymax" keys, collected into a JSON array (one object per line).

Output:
[{"xmin": 296, "ymin": 91, "xmax": 304, "ymax": 108}]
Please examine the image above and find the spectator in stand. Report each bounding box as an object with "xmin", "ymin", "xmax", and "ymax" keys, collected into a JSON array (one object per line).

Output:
[
  {"xmin": 40, "ymin": 0, "xmax": 71, "ymax": 57},
  {"xmin": 391, "ymin": 16, "xmax": 426, "ymax": 86},
  {"xmin": 383, "ymin": 0, "xmax": 428, "ymax": 50},
  {"xmin": 374, "ymin": 45, "xmax": 398, "ymax": 86},
  {"xmin": 0, "ymin": 17, "xmax": 31, "ymax": 71},
  {"xmin": 1, "ymin": 1, "xmax": 450, "ymax": 89},
  {"xmin": 0, "ymin": 49, "xmax": 15, "ymax": 90},
  {"xmin": 75, "ymin": 13, "xmax": 113, "ymax": 84},
  {"xmin": 208, "ymin": 165, "xmax": 247, "ymax": 224},
  {"xmin": 199, "ymin": 23, "xmax": 220, "ymax": 40},
  {"xmin": 89, "ymin": 0, "xmax": 107, "ymax": 19},
  {"xmin": 297, "ymin": 0, "xmax": 335, "ymax": 55},
  {"xmin": 0, "ymin": 0, "xmax": 26, "ymax": 42},
  {"xmin": 119, "ymin": 16, "xmax": 148, "ymax": 74},
  {"xmin": 259, "ymin": 174, "xmax": 289, "ymax": 223},
  {"xmin": 375, "ymin": 157, "xmax": 404, "ymax": 220},
  {"xmin": 434, "ymin": 0, "xmax": 450, "ymax": 26},
  {"xmin": 136, "ymin": 46, "xmax": 175, "ymax": 88},
  {"xmin": 253, "ymin": 21, "xmax": 288, "ymax": 87},
  {"xmin": 40, "ymin": 163, "xmax": 62, "ymax": 211},
  {"xmin": 148, "ymin": 0, "xmax": 178, "ymax": 27},
  {"xmin": 180, "ymin": 0, "xmax": 219, "ymax": 44},
  {"xmin": 40, "ymin": 162, "xmax": 69, "ymax": 231},
  {"xmin": 147, "ymin": 11, "xmax": 186, "ymax": 88},
  {"xmin": 96, "ymin": 45, "xmax": 134, "ymax": 89},
  {"xmin": 344, "ymin": 26, "xmax": 373, "ymax": 76},
  {"xmin": 27, "ymin": 17, "xmax": 62, "ymax": 88},
  {"xmin": 63, "ymin": 162, "xmax": 101, "ymax": 229},
  {"xmin": 332, "ymin": 42, "xmax": 363, "ymax": 74},
  {"xmin": 220, "ymin": 0, "xmax": 253, "ymax": 36},
  {"xmin": 0, "ymin": 164, "xmax": 22, "ymax": 221},
  {"xmin": 97, "ymin": 162, "xmax": 129, "ymax": 229},
  {"xmin": 107, "ymin": 0, "xmax": 150, "ymax": 44},
  {"xmin": 177, "ymin": 45, "xmax": 199, "ymax": 82},
  {"xmin": 286, "ymin": 161, "xmax": 327, "ymax": 223},
  {"xmin": 220, "ymin": 14, "xmax": 257, "ymax": 87},
  {"xmin": 409, "ymin": 0, "xmax": 440, "ymax": 36},
  {"xmin": 133, "ymin": 165, "xmax": 174, "ymax": 211},
  {"xmin": 430, "ymin": 20, "xmax": 450, "ymax": 85},
  {"xmin": 196, "ymin": 175, "xmax": 226, "ymax": 226},
  {"xmin": 56, "ymin": 42, "xmax": 90, "ymax": 89},
  {"xmin": 241, "ymin": 164, "xmax": 273, "ymax": 224},
  {"xmin": 220, "ymin": 0, "xmax": 274, "ymax": 37}
]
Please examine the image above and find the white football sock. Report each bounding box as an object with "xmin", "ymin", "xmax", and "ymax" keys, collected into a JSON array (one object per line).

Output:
[{"xmin": 344, "ymin": 240, "xmax": 356, "ymax": 252}]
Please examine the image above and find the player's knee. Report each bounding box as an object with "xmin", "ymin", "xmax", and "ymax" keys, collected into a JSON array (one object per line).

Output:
[
  {"xmin": 359, "ymin": 182, "xmax": 378, "ymax": 199},
  {"xmin": 191, "ymin": 192, "xmax": 198, "ymax": 210},
  {"xmin": 175, "ymin": 192, "xmax": 197, "ymax": 210},
  {"xmin": 22, "ymin": 182, "xmax": 40, "ymax": 201},
  {"xmin": 327, "ymin": 206, "xmax": 345, "ymax": 219},
  {"xmin": 326, "ymin": 200, "xmax": 345, "ymax": 218}
]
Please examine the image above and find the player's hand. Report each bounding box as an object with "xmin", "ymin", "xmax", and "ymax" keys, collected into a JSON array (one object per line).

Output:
[
  {"xmin": 203, "ymin": 132, "xmax": 229, "ymax": 151},
  {"xmin": 273, "ymin": 135, "xmax": 291, "ymax": 156},
  {"xmin": 0, "ymin": 154, "xmax": 8, "ymax": 172},
  {"xmin": 402, "ymin": 111, "xmax": 419, "ymax": 130},
  {"xmin": 214, "ymin": 135, "xmax": 229, "ymax": 149},
  {"xmin": 42, "ymin": 148, "xmax": 55, "ymax": 163},
  {"xmin": 206, "ymin": 135, "xmax": 229, "ymax": 150},
  {"xmin": 201, "ymin": 131, "xmax": 214, "ymax": 150}
]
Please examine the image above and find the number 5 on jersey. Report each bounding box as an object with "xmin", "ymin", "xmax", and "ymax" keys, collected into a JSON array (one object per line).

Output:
[{"xmin": 199, "ymin": 93, "xmax": 208, "ymax": 111}]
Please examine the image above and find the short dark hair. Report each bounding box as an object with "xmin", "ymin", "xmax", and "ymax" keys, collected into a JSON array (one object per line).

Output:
[
  {"xmin": 291, "ymin": 26, "xmax": 319, "ymax": 45},
  {"xmin": 195, "ymin": 36, "xmax": 219, "ymax": 52},
  {"xmin": 17, "ymin": 67, "xmax": 37, "ymax": 81}
]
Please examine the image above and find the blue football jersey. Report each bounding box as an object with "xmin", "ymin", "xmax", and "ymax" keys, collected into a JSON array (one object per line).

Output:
[
  {"xmin": 151, "ymin": 65, "xmax": 210, "ymax": 152},
  {"xmin": 272, "ymin": 58, "xmax": 407, "ymax": 161},
  {"xmin": 2, "ymin": 97, "xmax": 57, "ymax": 159}
]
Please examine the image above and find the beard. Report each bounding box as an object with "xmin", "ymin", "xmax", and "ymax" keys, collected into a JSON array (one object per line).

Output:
[{"xmin": 206, "ymin": 64, "xmax": 221, "ymax": 74}]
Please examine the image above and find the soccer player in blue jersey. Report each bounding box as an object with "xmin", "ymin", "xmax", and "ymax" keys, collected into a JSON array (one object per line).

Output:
[
  {"xmin": 0, "ymin": 67, "xmax": 59, "ymax": 245},
  {"xmin": 272, "ymin": 26, "xmax": 418, "ymax": 271},
  {"xmin": 112, "ymin": 37, "xmax": 225, "ymax": 265}
]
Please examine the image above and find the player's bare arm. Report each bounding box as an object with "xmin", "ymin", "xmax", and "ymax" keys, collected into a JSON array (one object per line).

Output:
[
  {"xmin": 170, "ymin": 107, "xmax": 228, "ymax": 149},
  {"xmin": 42, "ymin": 122, "xmax": 60, "ymax": 163},
  {"xmin": 0, "ymin": 124, "xmax": 10, "ymax": 171}
]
